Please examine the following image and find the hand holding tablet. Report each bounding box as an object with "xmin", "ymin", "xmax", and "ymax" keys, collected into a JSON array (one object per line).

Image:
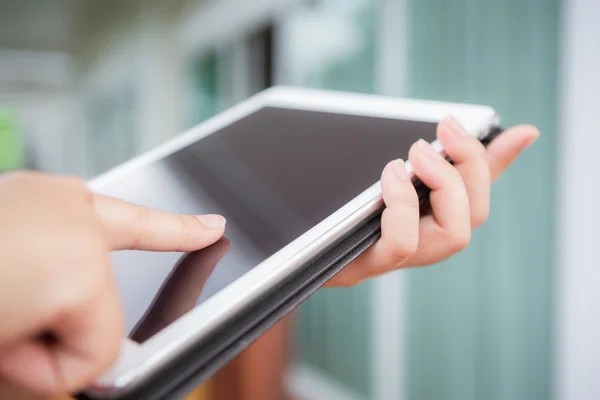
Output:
[
  {"xmin": 0, "ymin": 88, "xmax": 538, "ymax": 399},
  {"xmin": 328, "ymin": 117, "xmax": 539, "ymax": 287}
]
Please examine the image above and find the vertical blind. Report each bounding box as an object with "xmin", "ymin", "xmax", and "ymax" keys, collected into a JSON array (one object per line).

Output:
[
  {"xmin": 405, "ymin": 1, "xmax": 559, "ymax": 399},
  {"xmin": 294, "ymin": 1, "xmax": 559, "ymax": 399}
]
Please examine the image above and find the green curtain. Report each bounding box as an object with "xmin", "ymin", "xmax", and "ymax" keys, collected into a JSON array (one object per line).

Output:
[{"xmin": 405, "ymin": 1, "xmax": 558, "ymax": 400}]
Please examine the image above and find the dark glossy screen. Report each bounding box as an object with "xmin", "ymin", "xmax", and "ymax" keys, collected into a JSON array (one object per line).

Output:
[{"xmin": 101, "ymin": 107, "xmax": 436, "ymax": 342}]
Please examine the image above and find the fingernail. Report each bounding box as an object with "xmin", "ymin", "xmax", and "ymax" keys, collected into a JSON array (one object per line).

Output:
[
  {"xmin": 197, "ymin": 214, "xmax": 227, "ymax": 229},
  {"xmin": 417, "ymin": 139, "xmax": 443, "ymax": 163},
  {"xmin": 447, "ymin": 116, "xmax": 469, "ymax": 137},
  {"xmin": 393, "ymin": 159, "xmax": 410, "ymax": 181}
]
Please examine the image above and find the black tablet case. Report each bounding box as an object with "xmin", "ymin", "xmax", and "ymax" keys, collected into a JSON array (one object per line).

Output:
[{"xmin": 78, "ymin": 127, "xmax": 503, "ymax": 400}]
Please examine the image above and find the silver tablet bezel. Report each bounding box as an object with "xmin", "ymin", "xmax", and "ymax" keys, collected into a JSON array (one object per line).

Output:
[{"xmin": 85, "ymin": 86, "xmax": 499, "ymax": 397}]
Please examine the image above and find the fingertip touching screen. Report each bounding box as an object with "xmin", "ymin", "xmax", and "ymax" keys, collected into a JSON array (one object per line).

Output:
[{"xmin": 101, "ymin": 107, "xmax": 437, "ymax": 343}]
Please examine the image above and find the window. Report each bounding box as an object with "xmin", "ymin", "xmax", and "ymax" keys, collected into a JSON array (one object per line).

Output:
[
  {"xmin": 86, "ymin": 85, "xmax": 138, "ymax": 175},
  {"xmin": 276, "ymin": 0, "xmax": 380, "ymax": 397},
  {"xmin": 187, "ymin": 23, "xmax": 276, "ymax": 127}
]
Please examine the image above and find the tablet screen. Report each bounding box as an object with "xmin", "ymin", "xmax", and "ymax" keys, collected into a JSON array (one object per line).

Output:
[{"xmin": 103, "ymin": 107, "xmax": 436, "ymax": 343}]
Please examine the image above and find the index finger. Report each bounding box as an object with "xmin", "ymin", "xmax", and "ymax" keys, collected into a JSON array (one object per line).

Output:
[{"xmin": 92, "ymin": 194, "xmax": 226, "ymax": 251}]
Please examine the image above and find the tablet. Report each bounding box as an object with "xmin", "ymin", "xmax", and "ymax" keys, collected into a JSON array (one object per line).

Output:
[{"xmin": 79, "ymin": 87, "xmax": 501, "ymax": 399}]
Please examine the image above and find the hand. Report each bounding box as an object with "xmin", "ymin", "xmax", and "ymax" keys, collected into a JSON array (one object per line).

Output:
[
  {"xmin": 327, "ymin": 117, "xmax": 539, "ymax": 287},
  {"xmin": 0, "ymin": 171, "xmax": 226, "ymax": 396}
]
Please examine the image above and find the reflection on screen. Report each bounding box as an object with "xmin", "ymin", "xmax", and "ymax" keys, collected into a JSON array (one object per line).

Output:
[
  {"xmin": 99, "ymin": 107, "xmax": 437, "ymax": 342},
  {"xmin": 129, "ymin": 238, "xmax": 232, "ymax": 343}
]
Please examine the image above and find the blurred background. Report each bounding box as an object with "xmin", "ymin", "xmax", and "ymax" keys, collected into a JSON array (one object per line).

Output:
[{"xmin": 0, "ymin": 0, "xmax": 598, "ymax": 399}]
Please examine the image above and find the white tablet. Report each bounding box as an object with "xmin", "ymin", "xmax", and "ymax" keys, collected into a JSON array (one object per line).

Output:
[{"xmin": 79, "ymin": 87, "xmax": 501, "ymax": 399}]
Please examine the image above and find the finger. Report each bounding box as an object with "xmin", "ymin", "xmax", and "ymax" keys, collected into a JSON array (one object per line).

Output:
[
  {"xmin": 407, "ymin": 139, "xmax": 471, "ymax": 265},
  {"xmin": 92, "ymin": 194, "xmax": 226, "ymax": 251},
  {"xmin": 0, "ymin": 341, "xmax": 59, "ymax": 396},
  {"xmin": 326, "ymin": 159, "xmax": 419, "ymax": 287},
  {"xmin": 53, "ymin": 277, "xmax": 123, "ymax": 393},
  {"xmin": 0, "ymin": 380, "xmax": 46, "ymax": 400},
  {"xmin": 0, "ymin": 260, "xmax": 122, "ymax": 395},
  {"xmin": 437, "ymin": 117, "xmax": 491, "ymax": 228},
  {"xmin": 486, "ymin": 125, "xmax": 539, "ymax": 181}
]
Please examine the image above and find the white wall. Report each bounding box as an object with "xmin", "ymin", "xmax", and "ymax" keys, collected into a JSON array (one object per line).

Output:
[
  {"xmin": 75, "ymin": 0, "xmax": 303, "ymax": 177},
  {"xmin": 0, "ymin": 49, "xmax": 84, "ymax": 175},
  {"xmin": 76, "ymin": 2, "xmax": 184, "ymax": 170},
  {"xmin": 0, "ymin": 92, "xmax": 84, "ymax": 174},
  {"xmin": 556, "ymin": 1, "xmax": 600, "ymax": 399},
  {"xmin": 0, "ymin": 49, "xmax": 71, "ymax": 90}
]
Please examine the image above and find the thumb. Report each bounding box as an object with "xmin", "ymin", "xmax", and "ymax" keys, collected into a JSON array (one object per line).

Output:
[{"xmin": 92, "ymin": 194, "xmax": 226, "ymax": 251}]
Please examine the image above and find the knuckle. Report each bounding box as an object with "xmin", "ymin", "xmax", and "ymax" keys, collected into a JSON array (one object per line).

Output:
[
  {"xmin": 93, "ymin": 294, "xmax": 124, "ymax": 377},
  {"xmin": 447, "ymin": 228, "xmax": 471, "ymax": 253},
  {"xmin": 179, "ymin": 214, "xmax": 202, "ymax": 231},
  {"xmin": 402, "ymin": 186, "xmax": 420, "ymax": 207},
  {"xmin": 131, "ymin": 208, "xmax": 150, "ymax": 249},
  {"xmin": 51, "ymin": 239, "xmax": 108, "ymax": 303},
  {"xmin": 98, "ymin": 333, "xmax": 121, "ymax": 372},
  {"xmin": 456, "ymin": 136, "xmax": 487, "ymax": 163},
  {"xmin": 388, "ymin": 236, "xmax": 419, "ymax": 266},
  {"xmin": 472, "ymin": 207, "xmax": 490, "ymax": 228},
  {"xmin": 458, "ymin": 133, "xmax": 486, "ymax": 154},
  {"xmin": 68, "ymin": 177, "xmax": 92, "ymax": 198},
  {"xmin": 390, "ymin": 187, "xmax": 419, "ymax": 212},
  {"xmin": 470, "ymin": 137, "xmax": 487, "ymax": 155},
  {"xmin": 177, "ymin": 215, "xmax": 202, "ymax": 249},
  {"xmin": 77, "ymin": 185, "xmax": 94, "ymax": 204},
  {"xmin": 69, "ymin": 330, "xmax": 122, "ymax": 392}
]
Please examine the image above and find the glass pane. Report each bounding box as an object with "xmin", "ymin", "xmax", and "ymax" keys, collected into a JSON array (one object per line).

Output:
[
  {"xmin": 86, "ymin": 85, "xmax": 138, "ymax": 175},
  {"xmin": 280, "ymin": 0, "xmax": 380, "ymax": 397},
  {"xmin": 279, "ymin": 0, "xmax": 378, "ymax": 93},
  {"xmin": 189, "ymin": 50, "xmax": 222, "ymax": 125}
]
